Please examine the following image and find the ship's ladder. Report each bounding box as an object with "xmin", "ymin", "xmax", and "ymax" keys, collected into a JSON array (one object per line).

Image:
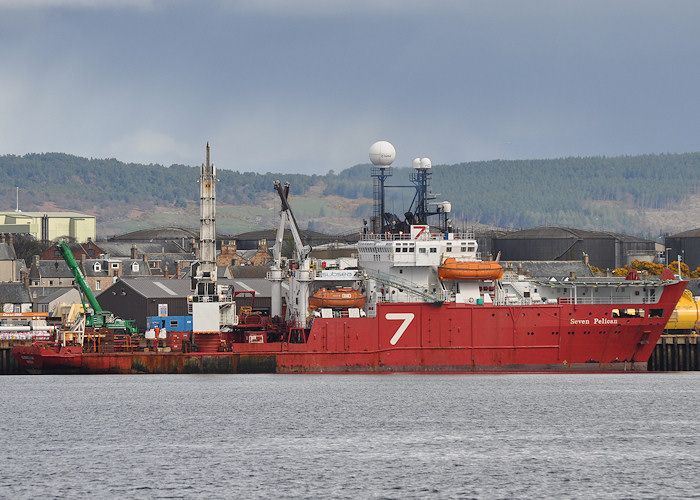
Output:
[
  {"xmin": 503, "ymin": 281, "xmax": 532, "ymax": 306},
  {"xmin": 363, "ymin": 269, "xmax": 448, "ymax": 304}
]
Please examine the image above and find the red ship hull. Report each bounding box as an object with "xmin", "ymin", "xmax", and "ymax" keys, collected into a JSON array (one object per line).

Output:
[{"xmin": 13, "ymin": 281, "xmax": 685, "ymax": 374}]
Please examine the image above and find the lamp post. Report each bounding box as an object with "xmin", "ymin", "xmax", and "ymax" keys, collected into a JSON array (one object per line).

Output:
[{"xmin": 665, "ymin": 247, "xmax": 672, "ymax": 268}]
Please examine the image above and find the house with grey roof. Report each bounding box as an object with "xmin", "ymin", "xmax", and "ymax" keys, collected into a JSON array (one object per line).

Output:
[
  {"xmin": 0, "ymin": 283, "xmax": 32, "ymax": 313},
  {"xmin": 28, "ymin": 250, "xmax": 154, "ymax": 297},
  {"xmin": 98, "ymin": 241, "xmax": 196, "ymax": 278},
  {"xmin": 229, "ymin": 265, "xmax": 271, "ymax": 279},
  {"xmin": 0, "ymin": 239, "xmax": 19, "ymax": 282},
  {"xmin": 33, "ymin": 287, "xmax": 81, "ymax": 315},
  {"xmin": 28, "ymin": 256, "xmax": 75, "ymax": 288},
  {"xmin": 81, "ymin": 255, "xmax": 152, "ymax": 294}
]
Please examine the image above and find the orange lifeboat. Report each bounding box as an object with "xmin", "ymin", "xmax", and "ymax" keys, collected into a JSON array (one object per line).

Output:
[
  {"xmin": 309, "ymin": 287, "xmax": 366, "ymax": 309},
  {"xmin": 438, "ymin": 258, "xmax": 504, "ymax": 281}
]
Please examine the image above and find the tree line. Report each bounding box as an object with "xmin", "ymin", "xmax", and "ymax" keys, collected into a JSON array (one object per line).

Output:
[{"xmin": 2, "ymin": 151, "xmax": 700, "ymax": 236}]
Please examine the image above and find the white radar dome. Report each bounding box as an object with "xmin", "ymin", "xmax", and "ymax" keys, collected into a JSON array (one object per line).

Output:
[
  {"xmin": 413, "ymin": 157, "xmax": 432, "ymax": 169},
  {"xmin": 369, "ymin": 141, "xmax": 396, "ymax": 166}
]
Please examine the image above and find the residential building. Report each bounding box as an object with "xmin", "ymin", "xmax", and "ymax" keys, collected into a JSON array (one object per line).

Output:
[
  {"xmin": 33, "ymin": 287, "xmax": 81, "ymax": 315},
  {"xmin": 0, "ymin": 236, "xmax": 19, "ymax": 282},
  {"xmin": 0, "ymin": 283, "xmax": 32, "ymax": 313},
  {"xmin": 40, "ymin": 240, "xmax": 104, "ymax": 260},
  {"xmin": 28, "ymin": 256, "xmax": 75, "ymax": 289}
]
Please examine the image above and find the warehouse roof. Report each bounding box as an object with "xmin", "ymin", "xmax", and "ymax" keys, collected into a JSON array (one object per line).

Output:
[
  {"xmin": 502, "ymin": 260, "xmax": 594, "ymax": 279},
  {"xmin": 110, "ymin": 227, "xmax": 199, "ymax": 241},
  {"xmin": 669, "ymin": 228, "xmax": 700, "ymax": 238},
  {"xmin": 498, "ymin": 226, "xmax": 650, "ymax": 243},
  {"xmin": 98, "ymin": 241, "xmax": 191, "ymax": 256},
  {"xmin": 101, "ymin": 277, "xmax": 282, "ymax": 299}
]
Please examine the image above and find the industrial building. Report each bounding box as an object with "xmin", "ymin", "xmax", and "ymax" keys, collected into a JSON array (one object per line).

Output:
[
  {"xmin": 493, "ymin": 227, "xmax": 657, "ymax": 271},
  {"xmin": 98, "ymin": 277, "xmax": 274, "ymax": 331},
  {"xmin": 664, "ymin": 228, "xmax": 700, "ymax": 271},
  {"xmin": 0, "ymin": 211, "xmax": 96, "ymax": 243}
]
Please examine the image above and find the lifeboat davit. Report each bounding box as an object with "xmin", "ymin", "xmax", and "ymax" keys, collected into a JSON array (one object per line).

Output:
[
  {"xmin": 309, "ymin": 287, "xmax": 366, "ymax": 309},
  {"xmin": 438, "ymin": 258, "xmax": 504, "ymax": 281}
]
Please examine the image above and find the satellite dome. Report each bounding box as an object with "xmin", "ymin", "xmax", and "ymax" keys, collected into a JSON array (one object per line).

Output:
[
  {"xmin": 413, "ymin": 157, "xmax": 432, "ymax": 169},
  {"xmin": 369, "ymin": 141, "xmax": 396, "ymax": 166}
]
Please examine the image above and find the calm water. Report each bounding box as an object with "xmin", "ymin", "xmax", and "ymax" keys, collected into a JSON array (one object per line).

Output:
[{"xmin": 1, "ymin": 373, "xmax": 699, "ymax": 499}]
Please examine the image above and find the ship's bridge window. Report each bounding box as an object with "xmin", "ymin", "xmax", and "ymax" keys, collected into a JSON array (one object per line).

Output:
[
  {"xmin": 446, "ymin": 245, "xmax": 452, "ymax": 252},
  {"xmin": 430, "ymin": 247, "xmax": 437, "ymax": 253},
  {"xmin": 409, "ymin": 247, "xmax": 414, "ymax": 252},
  {"xmin": 468, "ymin": 246, "xmax": 475, "ymax": 252},
  {"xmin": 419, "ymin": 248, "xmax": 426, "ymax": 254},
  {"xmin": 461, "ymin": 246, "xmax": 467, "ymax": 252}
]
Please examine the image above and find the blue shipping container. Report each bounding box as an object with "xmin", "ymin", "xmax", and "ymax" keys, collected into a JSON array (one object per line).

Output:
[{"xmin": 146, "ymin": 315, "xmax": 193, "ymax": 332}]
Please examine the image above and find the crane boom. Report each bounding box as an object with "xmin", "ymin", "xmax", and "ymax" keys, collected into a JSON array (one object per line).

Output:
[
  {"xmin": 57, "ymin": 240, "xmax": 137, "ymax": 334},
  {"xmin": 274, "ymin": 180, "xmax": 310, "ymax": 262},
  {"xmin": 58, "ymin": 241, "xmax": 102, "ymax": 313}
]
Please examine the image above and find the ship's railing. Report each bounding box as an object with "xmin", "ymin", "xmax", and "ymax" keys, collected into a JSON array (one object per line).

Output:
[
  {"xmin": 377, "ymin": 290, "xmax": 452, "ymax": 304},
  {"xmin": 557, "ymin": 297, "xmax": 658, "ymax": 305},
  {"xmin": 487, "ymin": 296, "xmax": 657, "ymax": 306},
  {"xmin": 359, "ymin": 230, "xmax": 475, "ymax": 241},
  {"xmin": 532, "ymin": 279, "xmax": 679, "ymax": 287},
  {"xmin": 360, "ymin": 233, "xmax": 413, "ymax": 241}
]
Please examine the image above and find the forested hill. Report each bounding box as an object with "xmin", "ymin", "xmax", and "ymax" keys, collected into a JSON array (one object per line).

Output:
[
  {"xmin": 324, "ymin": 153, "xmax": 700, "ymax": 234},
  {"xmin": 1, "ymin": 151, "xmax": 699, "ymax": 237}
]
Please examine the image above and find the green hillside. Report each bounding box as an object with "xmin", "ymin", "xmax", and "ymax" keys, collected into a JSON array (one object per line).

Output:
[{"xmin": 1, "ymin": 151, "xmax": 699, "ymax": 237}]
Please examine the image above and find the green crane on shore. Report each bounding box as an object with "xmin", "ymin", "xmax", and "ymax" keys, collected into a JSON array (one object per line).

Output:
[{"xmin": 58, "ymin": 241, "xmax": 137, "ymax": 334}]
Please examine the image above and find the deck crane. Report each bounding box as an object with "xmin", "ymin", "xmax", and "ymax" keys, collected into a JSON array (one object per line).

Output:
[
  {"xmin": 57, "ymin": 241, "xmax": 137, "ymax": 334},
  {"xmin": 270, "ymin": 180, "xmax": 313, "ymax": 327},
  {"xmin": 274, "ymin": 180, "xmax": 311, "ymax": 262}
]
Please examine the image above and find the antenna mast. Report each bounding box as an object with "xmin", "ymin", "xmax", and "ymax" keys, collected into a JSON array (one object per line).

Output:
[{"xmin": 368, "ymin": 141, "xmax": 396, "ymax": 233}]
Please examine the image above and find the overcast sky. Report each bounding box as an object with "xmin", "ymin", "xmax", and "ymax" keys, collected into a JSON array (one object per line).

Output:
[{"xmin": 1, "ymin": 0, "xmax": 699, "ymax": 174}]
